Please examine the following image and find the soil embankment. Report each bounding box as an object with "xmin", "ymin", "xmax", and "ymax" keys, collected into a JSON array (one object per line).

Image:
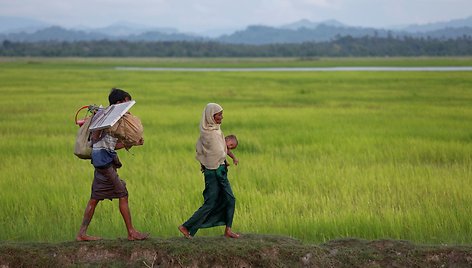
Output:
[{"xmin": 1, "ymin": 234, "xmax": 472, "ymax": 267}]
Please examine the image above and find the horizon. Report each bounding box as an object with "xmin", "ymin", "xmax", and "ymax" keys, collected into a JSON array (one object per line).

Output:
[
  {"xmin": 1, "ymin": 15, "xmax": 471, "ymax": 37},
  {"xmin": 0, "ymin": 0, "xmax": 471, "ymax": 34}
]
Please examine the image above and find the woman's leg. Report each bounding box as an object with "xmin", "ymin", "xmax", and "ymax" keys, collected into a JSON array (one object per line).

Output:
[
  {"xmin": 216, "ymin": 166, "xmax": 239, "ymax": 238},
  {"xmin": 181, "ymin": 169, "xmax": 220, "ymax": 236}
]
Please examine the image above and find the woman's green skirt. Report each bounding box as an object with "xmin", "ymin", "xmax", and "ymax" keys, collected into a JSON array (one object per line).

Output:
[{"xmin": 183, "ymin": 165, "xmax": 236, "ymax": 236}]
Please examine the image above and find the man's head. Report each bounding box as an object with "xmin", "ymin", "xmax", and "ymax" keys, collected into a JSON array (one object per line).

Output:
[
  {"xmin": 225, "ymin": 134, "xmax": 238, "ymax": 150},
  {"xmin": 109, "ymin": 88, "xmax": 132, "ymax": 105}
]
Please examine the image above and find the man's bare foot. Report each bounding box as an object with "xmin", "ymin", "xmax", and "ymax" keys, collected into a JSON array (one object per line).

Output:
[
  {"xmin": 76, "ymin": 234, "xmax": 102, "ymax": 241},
  {"xmin": 224, "ymin": 227, "xmax": 240, "ymax": 239},
  {"xmin": 178, "ymin": 225, "xmax": 192, "ymax": 239},
  {"xmin": 128, "ymin": 230, "xmax": 149, "ymax": 241}
]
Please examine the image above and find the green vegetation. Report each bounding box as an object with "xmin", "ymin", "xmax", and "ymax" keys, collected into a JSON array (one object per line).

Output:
[
  {"xmin": 2, "ymin": 56, "xmax": 472, "ymax": 68},
  {"xmin": 1, "ymin": 35, "xmax": 472, "ymax": 57},
  {"xmin": 0, "ymin": 57, "xmax": 471, "ymax": 245}
]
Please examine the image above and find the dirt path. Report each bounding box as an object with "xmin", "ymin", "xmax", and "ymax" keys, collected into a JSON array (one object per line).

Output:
[{"xmin": 1, "ymin": 234, "xmax": 472, "ymax": 267}]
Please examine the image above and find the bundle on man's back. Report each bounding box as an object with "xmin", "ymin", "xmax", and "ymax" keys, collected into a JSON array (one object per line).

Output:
[{"xmin": 73, "ymin": 102, "xmax": 143, "ymax": 159}]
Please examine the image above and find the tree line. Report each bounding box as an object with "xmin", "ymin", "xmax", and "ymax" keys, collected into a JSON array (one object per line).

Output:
[{"xmin": 1, "ymin": 35, "xmax": 471, "ymax": 57}]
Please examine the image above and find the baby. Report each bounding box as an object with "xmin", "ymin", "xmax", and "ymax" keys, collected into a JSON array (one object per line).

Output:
[{"xmin": 225, "ymin": 134, "xmax": 239, "ymax": 166}]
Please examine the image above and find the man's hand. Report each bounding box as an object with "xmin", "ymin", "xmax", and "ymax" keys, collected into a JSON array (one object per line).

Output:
[
  {"xmin": 137, "ymin": 137, "xmax": 144, "ymax": 146},
  {"xmin": 115, "ymin": 141, "xmax": 126, "ymax": 150}
]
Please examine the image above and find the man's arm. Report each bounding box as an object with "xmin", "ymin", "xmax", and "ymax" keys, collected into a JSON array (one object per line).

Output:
[
  {"xmin": 90, "ymin": 130, "xmax": 101, "ymax": 144},
  {"xmin": 115, "ymin": 137, "xmax": 144, "ymax": 150},
  {"xmin": 115, "ymin": 141, "xmax": 126, "ymax": 150}
]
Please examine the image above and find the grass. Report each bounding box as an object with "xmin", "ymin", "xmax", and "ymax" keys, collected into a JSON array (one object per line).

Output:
[
  {"xmin": 2, "ymin": 56, "xmax": 472, "ymax": 68},
  {"xmin": 0, "ymin": 57, "xmax": 471, "ymax": 244}
]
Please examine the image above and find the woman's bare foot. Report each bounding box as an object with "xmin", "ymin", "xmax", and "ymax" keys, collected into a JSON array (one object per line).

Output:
[
  {"xmin": 224, "ymin": 227, "xmax": 240, "ymax": 239},
  {"xmin": 178, "ymin": 225, "xmax": 192, "ymax": 239},
  {"xmin": 76, "ymin": 234, "xmax": 102, "ymax": 241},
  {"xmin": 128, "ymin": 230, "xmax": 149, "ymax": 241}
]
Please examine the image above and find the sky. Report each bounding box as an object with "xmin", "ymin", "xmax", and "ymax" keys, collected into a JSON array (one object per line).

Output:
[{"xmin": 1, "ymin": 0, "xmax": 471, "ymax": 33}]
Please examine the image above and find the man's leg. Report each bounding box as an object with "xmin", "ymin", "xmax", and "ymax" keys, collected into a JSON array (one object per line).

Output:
[
  {"xmin": 76, "ymin": 199, "xmax": 102, "ymax": 241},
  {"xmin": 118, "ymin": 196, "xmax": 149, "ymax": 240}
]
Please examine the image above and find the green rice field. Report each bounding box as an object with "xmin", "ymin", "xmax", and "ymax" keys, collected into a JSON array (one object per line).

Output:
[{"xmin": 0, "ymin": 57, "xmax": 471, "ymax": 244}]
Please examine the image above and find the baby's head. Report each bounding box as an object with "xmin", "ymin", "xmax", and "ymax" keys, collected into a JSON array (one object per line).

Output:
[{"xmin": 225, "ymin": 134, "xmax": 238, "ymax": 150}]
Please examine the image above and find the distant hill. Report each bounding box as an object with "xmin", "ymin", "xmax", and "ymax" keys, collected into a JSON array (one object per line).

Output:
[
  {"xmin": 280, "ymin": 19, "xmax": 346, "ymax": 30},
  {"xmin": 1, "ymin": 16, "xmax": 471, "ymax": 44},
  {"xmin": 128, "ymin": 31, "xmax": 205, "ymax": 42},
  {"xmin": 0, "ymin": 26, "xmax": 108, "ymax": 42},
  {"xmin": 0, "ymin": 16, "xmax": 50, "ymax": 33},
  {"xmin": 89, "ymin": 21, "xmax": 178, "ymax": 36},
  {"xmin": 415, "ymin": 27, "xmax": 472, "ymax": 39},
  {"xmin": 0, "ymin": 26, "xmax": 203, "ymax": 42},
  {"xmin": 402, "ymin": 16, "xmax": 472, "ymax": 32},
  {"xmin": 216, "ymin": 24, "xmax": 398, "ymax": 44}
]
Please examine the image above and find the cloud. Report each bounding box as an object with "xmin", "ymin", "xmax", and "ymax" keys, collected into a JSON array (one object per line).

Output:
[{"xmin": 299, "ymin": 0, "xmax": 338, "ymax": 7}]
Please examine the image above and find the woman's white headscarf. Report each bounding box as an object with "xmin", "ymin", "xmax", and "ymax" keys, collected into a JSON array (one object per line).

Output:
[{"xmin": 196, "ymin": 103, "xmax": 227, "ymax": 169}]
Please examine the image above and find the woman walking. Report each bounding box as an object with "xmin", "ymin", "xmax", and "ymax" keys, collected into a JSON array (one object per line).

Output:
[{"xmin": 178, "ymin": 103, "xmax": 239, "ymax": 239}]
